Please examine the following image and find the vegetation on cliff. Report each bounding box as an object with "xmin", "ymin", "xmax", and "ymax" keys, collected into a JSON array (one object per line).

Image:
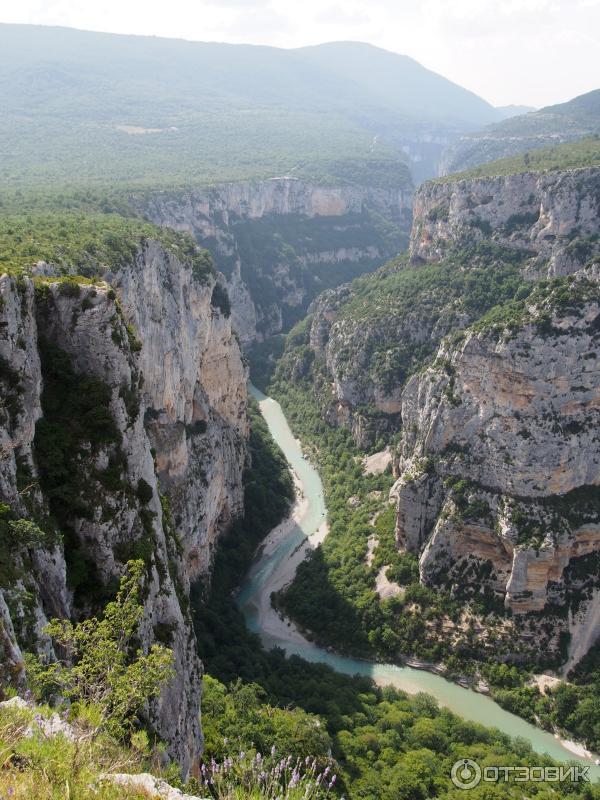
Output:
[
  {"xmin": 441, "ymin": 89, "xmax": 600, "ymax": 175},
  {"xmin": 264, "ymin": 243, "xmax": 600, "ymax": 753},
  {"xmin": 192, "ymin": 405, "xmax": 600, "ymax": 798},
  {"xmin": 0, "ymin": 211, "xmax": 215, "ymax": 280},
  {"xmin": 276, "ymin": 244, "xmax": 530, "ymax": 446},
  {"xmin": 440, "ymin": 136, "xmax": 600, "ymax": 182}
]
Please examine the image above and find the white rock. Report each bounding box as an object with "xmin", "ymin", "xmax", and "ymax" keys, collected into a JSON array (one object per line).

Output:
[{"xmin": 100, "ymin": 772, "xmax": 207, "ymax": 800}]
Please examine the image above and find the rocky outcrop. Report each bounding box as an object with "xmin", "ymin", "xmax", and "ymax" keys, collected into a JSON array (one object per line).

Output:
[
  {"xmin": 279, "ymin": 166, "xmax": 600, "ymax": 456},
  {"xmin": 133, "ymin": 176, "xmax": 413, "ymax": 345},
  {"xmin": 100, "ymin": 773, "xmax": 206, "ymax": 800},
  {"xmin": 392, "ymin": 267, "xmax": 600, "ymax": 664},
  {"xmin": 0, "ymin": 242, "xmax": 248, "ymax": 774},
  {"xmin": 113, "ymin": 241, "xmax": 247, "ymax": 577},
  {"xmin": 411, "ymin": 167, "xmax": 600, "ymax": 275},
  {"xmin": 301, "ymin": 286, "xmax": 410, "ymax": 447},
  {"xmin": 280, "ymin": 250, "xmax": 481, "ymax": 448},
  {"xmin": 0, "ymin": 592, "xmax": 24, "ymax": 689}
]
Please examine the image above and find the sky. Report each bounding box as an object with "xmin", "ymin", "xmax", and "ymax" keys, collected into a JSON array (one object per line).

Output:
[{"xmin": 1, "ymin": 0, "xmax": 599, "ymax": 108}]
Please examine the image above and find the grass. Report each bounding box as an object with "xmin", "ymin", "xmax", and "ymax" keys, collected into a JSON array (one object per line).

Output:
[
  {"xmin": 0, "ymin": 699, "xmax": 336, "ymax": 800},
  {"xmin": 0, "ymin": 702, "xmax": 154, "ymax": 800}
]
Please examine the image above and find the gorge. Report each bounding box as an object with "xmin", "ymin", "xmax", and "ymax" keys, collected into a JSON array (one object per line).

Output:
[
  {"xmin": 239, "ymin": 386, "xmax": 600, "ymax": 776},
  {"xmin": 0, "ymin": 22, "xmax": 600, "ymax": 798},
  {"xmin": 133, "ymin": 170, "xmax": 414, "ymax": 345}
]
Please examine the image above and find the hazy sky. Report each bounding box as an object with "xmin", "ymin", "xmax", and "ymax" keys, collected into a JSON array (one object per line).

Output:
[{"xmin": 2, "ymin": 0, "xmax": 599, "ymax": 107}]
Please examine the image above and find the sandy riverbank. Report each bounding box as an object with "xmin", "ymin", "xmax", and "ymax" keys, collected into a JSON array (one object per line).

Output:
[
  {"xmin": 253, "ymin": 469, "xmax": 329, "ymax": 647},
  {"xmin": 558, "ymin": 737, "xmax": 598, "ymax": 762}
]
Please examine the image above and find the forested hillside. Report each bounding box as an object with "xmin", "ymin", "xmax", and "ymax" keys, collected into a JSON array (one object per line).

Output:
[
  {"xmin": 441, "ymin": 90, "xmax": 600, "ymax": 174},
  {"xmin": 0, "ymin": 25, "xmax": 507, "ymax": 190}
]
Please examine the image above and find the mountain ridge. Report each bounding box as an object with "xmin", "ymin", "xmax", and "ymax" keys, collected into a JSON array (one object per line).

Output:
[
  {"xmin": 0, "ymin": 23, "xmax": 513, "ymax": 189},
  {"xmin": 441, "ymin": 89, "xmax": 600, "ymax": 174}
]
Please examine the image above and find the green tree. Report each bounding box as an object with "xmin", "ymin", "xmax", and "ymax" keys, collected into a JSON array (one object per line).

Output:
[{"xmin": 28, "ymin": 560, "xmax": 174, "ymax": 739}]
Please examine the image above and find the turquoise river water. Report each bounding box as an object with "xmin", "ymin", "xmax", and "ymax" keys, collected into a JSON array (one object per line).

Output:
[{"xmin": 237, "ymin": 386, "xmax": 600, "ymax": 779}]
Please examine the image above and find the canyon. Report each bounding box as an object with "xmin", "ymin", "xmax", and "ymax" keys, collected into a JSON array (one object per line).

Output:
[
  {"xmin": 277, "ymin": 159, "xmax": 600, "ymax": 667},
  {"xmin": 134, "ymin": 174, "xmax": 413, "ymax": 345},
  {"xmin": 1, "ymin": 151, "xmax": 600, "ymax": 778},
  {"xmin": 0, "ymin": 241, "xmax": 247, "ymax": 774},
  {"xmin": 1, "ymin": 20, "xmax": 600, "ymax": 797}
]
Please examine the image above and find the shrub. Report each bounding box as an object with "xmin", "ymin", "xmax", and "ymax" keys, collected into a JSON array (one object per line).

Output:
[
  {"xmin": 135, "ymin": 478, "xmax": 153, "ymax": 505},
  {"xmin": 211, "ymin": 282, "xmax": 231, "ymax": 317},
  {"xmin": 27, "ymin": 560, "xmax": 174, "ymax": 741}
]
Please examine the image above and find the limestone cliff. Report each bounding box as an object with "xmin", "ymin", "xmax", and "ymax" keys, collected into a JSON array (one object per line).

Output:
[
  {"xmin": 132, "ymin": 176, "xmax": 413, "ymax": 345},
  {"xmin": 393, "ymin": 267, "xmax": 600, "ymax": 666},
  {"xmin": 283, "ymin": 164, "xmax": 600, "ymax": 451},
  {"xmin": 276, "ymin": 160, "xmax": 600, "ymax": 668},
  {"xmin": 281, "ymin": 248, "xmax": 511, "ymax": 449},
  {"xmin": 0, "ymin": 241, "xmax": 247, "ymax": 772},
  {"xmin": 411, "ymin": 167, "xmax": 600, "ymax": 276}
]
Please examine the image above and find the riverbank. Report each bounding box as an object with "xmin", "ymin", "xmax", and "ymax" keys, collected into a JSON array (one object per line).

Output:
[
  {"xmin": 238, "ymin": 386, "xmax": 600, "ymax": 777},
  {"xmin": 251, "ymin": 468, "xmax": 328, "ymax": 647}
]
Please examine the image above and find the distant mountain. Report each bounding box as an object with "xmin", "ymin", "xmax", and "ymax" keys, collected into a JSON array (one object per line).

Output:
[
  {"xmin": 441, "ymin": 89, "xmax": 600, "ymax": 175},
  {"xmin": 294, "ymin": 41, "xmax": 499, "ymax": 124},
  {"xmin": 494, "ymin": 104, "xmax": 537, "ymax": 120},
  {"xmin": 0, "ymin": 25, "xmax": 505, "ymax": 191}
]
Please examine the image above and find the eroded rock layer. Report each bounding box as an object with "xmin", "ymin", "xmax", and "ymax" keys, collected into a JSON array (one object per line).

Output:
[
  {"xmin": 0, "ymin": 242, "xmax": 247, "ymax": 773},
  {"xmin": 411, "ymin": 166, "xmax": 600, "ymax": 275},
  {"xmin": 134, "ymin": 176, "xmax": 413, "ymax": 344},
  {"xmin": 393, "ymin": 267, "xmax": 600, "ymax": 666}
]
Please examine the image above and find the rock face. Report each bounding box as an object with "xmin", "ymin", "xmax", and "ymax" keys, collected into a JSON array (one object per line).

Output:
[
  {"xmin": 411, "ymin": 167, "xmax": 600, "ymax": 275},
  {"xmin": 393, "ymin": 267, "xmax": 600, "ymax": 665},
  {"xmin": 114, "ymin": 241, "xmax": 247, "ymax": 577},
  {"xmin": 281, "ymin": 166, "xmax": 600, "ymax": 449},
  {"xmin": 0, "ymin": 242, "xmax": 247, "ymax": 773},
  {"xmin": 278, "ymin": 167, "xmax": 600, "ymax": 448},
  {"xmin": 133, "ymin": 177, "xmax": 413, "ymax": 345},
  {"xmin": 277, "ymin": 159, "xmax": 600, "ymax": 667},
  {"xmin": 299, "ymin": 284, "xmax": 410, "ymax": 447}
]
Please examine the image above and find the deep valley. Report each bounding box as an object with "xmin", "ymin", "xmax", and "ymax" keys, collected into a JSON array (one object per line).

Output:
[{"xmin": 1, "ymin": 20, "xmax": 600, "ymax": 800}]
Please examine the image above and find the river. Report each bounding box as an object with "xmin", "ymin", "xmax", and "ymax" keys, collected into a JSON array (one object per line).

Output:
[{"xmin": 237, "ymin": 386, "xmax": 600, "ymax": 778}]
